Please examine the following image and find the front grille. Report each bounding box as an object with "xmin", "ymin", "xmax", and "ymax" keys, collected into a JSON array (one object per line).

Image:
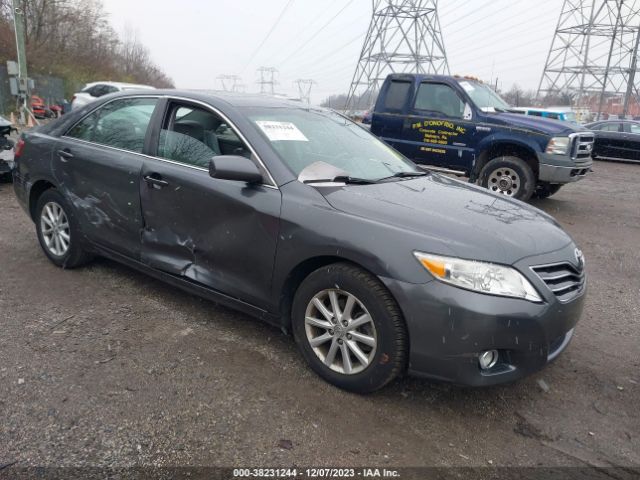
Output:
[
  {"xmin": 570, "ymin": 133, "xmax": 594, "ymax": 160},
  {"xmin": 531, "ymin": 262, "xmax": 585, "ymax": 302}
]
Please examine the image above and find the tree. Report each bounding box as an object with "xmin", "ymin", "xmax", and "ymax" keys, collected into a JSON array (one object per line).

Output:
[{"xmin": 0, "ymin": 0, "xmax": 174, "ymax": 96}]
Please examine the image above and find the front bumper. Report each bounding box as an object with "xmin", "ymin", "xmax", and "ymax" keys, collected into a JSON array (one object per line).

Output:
[
  {"xmin": 538, "ymin": 152, "xmax": 593, "ymax": 184},
  {"xmin": 380, "ymin": 248, "xmax": 585, "ymax": 386}
]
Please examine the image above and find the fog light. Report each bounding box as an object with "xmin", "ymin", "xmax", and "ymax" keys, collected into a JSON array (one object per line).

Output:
[{"xmin": 479, "ymin": 350, "xmax": 499, "ymax": 370}]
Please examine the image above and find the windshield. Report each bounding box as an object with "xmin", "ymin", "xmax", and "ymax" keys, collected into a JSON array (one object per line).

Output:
[
  {"xmin": 458, "ymin": 80, "xmax": 511, "ymax": 112},
  {"xmin": 244, "ymin": 107, "xmax": 418, "ymax": 182}
]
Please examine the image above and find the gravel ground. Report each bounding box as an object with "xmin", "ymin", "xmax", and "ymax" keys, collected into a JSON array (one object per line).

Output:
[{"xmin": 0, "ymin": 161, "xmax": 638, "ymax": 471}]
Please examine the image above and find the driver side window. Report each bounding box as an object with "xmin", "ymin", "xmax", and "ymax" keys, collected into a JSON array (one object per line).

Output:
[
  {"xmin": 157, "ymin": 103, "xmax": 252, "ymax": 169},
  {"xmin": 414, "ymin": 83, "xmax": 464, "ymax": 118}
]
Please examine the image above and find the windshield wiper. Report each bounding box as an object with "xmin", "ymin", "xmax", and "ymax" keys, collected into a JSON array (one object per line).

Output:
[
  {"xmin": 377, "ymin": 170, "xmax": 429, "ymax": 181},
  {"xmin": 303, "ymin": 175, "xmax": 377, "ymax": 185}
]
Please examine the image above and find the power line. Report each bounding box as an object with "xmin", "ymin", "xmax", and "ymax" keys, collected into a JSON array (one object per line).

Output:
[
  {"xmin": 241, "ymin": 0, "xmax": 296, "ymax": 73},
  {"xmin": 277, "ymin": 0, "xmax": 357, "ymax": 67}
]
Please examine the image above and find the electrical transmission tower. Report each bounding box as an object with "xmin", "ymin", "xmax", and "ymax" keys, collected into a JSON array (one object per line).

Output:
[
  {"xmin": 345, "ymin": 0, "xmax": 449, "ymax": 112},
  {"xmin": 294, "ymin": 79, "xmax": 316, "ymax": 104},
  {"xmin": 217, "ymin": 74, "xmax": 242, "ymax": 92},
  {"xmin": 257, "ymin": 67, "xmax": 278, "ymax": 95},
  {"xmin": 537, "ymin": 0, "xmax": 640, "ymax": 118}
]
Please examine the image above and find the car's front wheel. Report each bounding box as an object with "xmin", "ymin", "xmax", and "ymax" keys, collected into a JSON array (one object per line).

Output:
[
  {"xmin": 35, "ymin": 189, "xmax": 92, "ymax": 268},
  {"xmin": 479, "ymin": 156, "xmax": 536, "ymax": 200},
  {"xmin": 292, "ymin": 263, "xmax": 408, "ymax": 393}
]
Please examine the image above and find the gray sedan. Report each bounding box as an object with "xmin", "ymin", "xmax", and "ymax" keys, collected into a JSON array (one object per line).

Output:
[{"xmin": 12, "ymin": 90, "xmax": 585, "ymax": 392}]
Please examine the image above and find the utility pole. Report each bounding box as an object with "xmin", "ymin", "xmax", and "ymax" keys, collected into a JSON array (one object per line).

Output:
[
  {"xmin": 345, "ymin": 0, "xmax": 449, "ymax": 113},
  {"xmin": 596, "ymin": 0, "xmax": 623, "ymax": 120},
  {"xmin": 622, "ymin": 27, "xmax": 640, "ymax": 117},
  {"xmin": 537, "ymin": 0, "xmax": 640, "ymax": 119},
  {"xmin": 217, "ymin": 74, "xmax": 242, "ymax": 92},
  {"xmin": 12, "ymin": 0, "xmax": 29, "ymax": 125},
  {"xmin": 257, "ymin": 67, "xmax": 278, "ymax": 95},
  {"xmin": 294, "ymin": 79, "xmax": 316, "ymax": 105}
]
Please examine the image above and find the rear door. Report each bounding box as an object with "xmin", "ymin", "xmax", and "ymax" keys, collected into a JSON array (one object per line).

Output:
[
  {"xmin": 621, "ymin": 122, "xmax": 640, "ymax": 161},
  {"xmin": 402, "ymin": 81, "xmax": 474, "ymax": 169},
  {"xmin": 138, "ymin": 99, "xmax": 281, "ymax": 308},
  {"xmin": 57, "ymin": 96, "xmax": 159, "ymax": 258},
  {"xmin": 595, "ymin": 122, "xmax": 626, "ymax": 159}
]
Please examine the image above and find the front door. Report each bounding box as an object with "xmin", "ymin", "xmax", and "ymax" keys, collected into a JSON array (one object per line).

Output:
[
  {"xmin": 403, "ymin": 81, "xmax": 474, "ymax": 170},
  {"xmin": 56, "ymin": 96, "xmax": 159, "ymax": 258},
  {"xmin": 139, "ymin": 100, "xmax": 281, "ymax": 307}
]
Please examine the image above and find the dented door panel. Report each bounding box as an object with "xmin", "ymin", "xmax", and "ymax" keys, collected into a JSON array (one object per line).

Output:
[
  {"xmin": 55, "ymin": 138, "xmax": 144, "ymax": 258},
  {"xmin": 139, "ymin": 159, "xmax": 281, "ymax": 308}
]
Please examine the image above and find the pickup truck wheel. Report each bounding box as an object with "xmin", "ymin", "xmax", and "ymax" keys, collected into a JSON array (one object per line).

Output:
[
  {"xmin": 291, "ymin": 263, "xmax": 408, "ymax": 393},
  {"xmin": 533, "ymin": 183, "xmax": 562, "ymax": 199},
  {"xmin": 479, "ymin": 156, "xmax": 535, "ymax": 201}
]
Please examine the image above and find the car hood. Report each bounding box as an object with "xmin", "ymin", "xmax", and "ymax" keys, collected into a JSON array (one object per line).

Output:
[
  {"xmin": 318, "ymin": 174, "xmax": 573, "ymax": 265},
  {"xmin": 487, "ymin": 112, "xmax": 584, "ymax": 136}
]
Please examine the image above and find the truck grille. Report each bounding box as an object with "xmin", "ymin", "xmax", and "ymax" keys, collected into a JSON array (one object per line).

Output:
[
  {"xmin": 570, "ymin": 133, "xmax": 594, "ymax": 161},
  {"xmin": 531, "ymin": 262, "xmax": 586, "ymax": 303}
]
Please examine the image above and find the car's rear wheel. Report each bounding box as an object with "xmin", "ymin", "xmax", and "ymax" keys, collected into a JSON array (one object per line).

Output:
[
  {"xmin": 479, "ymin": 156, "xmax": 536, "ymax": 201},
  {"xmin": 533, "ymin": 183, "xmax": 562, "ymax": 199},
  {"xmin": 292, "ymin": 263, "xmax": 408, "ymax": 393},
  {"xmin": 36, "ymin": 189, "xmax": 92, "ymax": 268}
]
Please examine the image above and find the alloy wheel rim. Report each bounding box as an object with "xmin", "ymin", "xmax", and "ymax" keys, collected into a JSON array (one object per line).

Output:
[
  {"xmin": 40, "ymin": 202, "xmax": 70, "ymax": 257},
  {"xmin": 304, "ymin": 289, "xmax": 377, "ymax": 375},
  {"xmin": 488, "ymin": 168, "xmax": 520, "ymax": 196}
]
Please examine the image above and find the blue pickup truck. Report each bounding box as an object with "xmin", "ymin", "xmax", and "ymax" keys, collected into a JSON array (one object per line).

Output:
[{"xmin": 369, "ymin": 74, "xmax": 594, "ymax": 200}]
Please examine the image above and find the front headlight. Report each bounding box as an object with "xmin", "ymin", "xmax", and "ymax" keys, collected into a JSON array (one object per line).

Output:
[
  {"xmin": 545, "ymin": 136, "xmax": 571, "ymax": 155},
  {"xmin": 414, "ymin": 252, "xmax": 542, "ymax": 302}
]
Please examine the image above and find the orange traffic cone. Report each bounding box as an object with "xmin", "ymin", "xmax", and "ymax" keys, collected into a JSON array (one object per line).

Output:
[
  {"xmin": 26, "ymin": 114, "xmax": 34, "ymax": 128},
  {"xmin": 9, "ymin": 112, "xmax": 16, "ymax": 125}
]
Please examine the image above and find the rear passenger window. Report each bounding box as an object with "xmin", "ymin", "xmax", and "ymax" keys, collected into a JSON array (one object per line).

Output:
[
  {"xmin": 384, "ymin": 81, "xmax": 411, "ymax": 110},
  {"xmin": 157, "ymin": 103, "xmax": 252, "ymax": 168},
  {"xmin": 414, "ymin": 83, "xmax": 464, "ymax": 118},
  {"xmin": 601, "ymin": 123, "xmax": 621, "ymax": 132},
  {"xmin": 66, "ymin": 97, "xmax": 157, "ymax": 153}
]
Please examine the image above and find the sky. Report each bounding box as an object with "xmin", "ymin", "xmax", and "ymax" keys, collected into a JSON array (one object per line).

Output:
[{"xmin": 101, "ymin": 0, "xmax": 563, "ymax": 104}]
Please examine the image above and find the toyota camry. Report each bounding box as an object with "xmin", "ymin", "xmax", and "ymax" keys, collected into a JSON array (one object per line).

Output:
[{"xmin": 12, "ymin": 90, "xmax": 586, "ymax": 393}]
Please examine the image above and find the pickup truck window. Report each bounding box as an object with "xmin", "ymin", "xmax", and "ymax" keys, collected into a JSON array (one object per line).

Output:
[
  {"xmin": 414, "ymin": 83, "xmax": 464, "ymax": 118},
  {"xmin": 384, "ymin": 81, "xmax": 411, "ymax": 110}
]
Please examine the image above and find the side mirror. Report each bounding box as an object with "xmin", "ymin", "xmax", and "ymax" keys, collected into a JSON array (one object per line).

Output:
[
  {"xmin": 463, "ymin": 103, "xmax": 473, "ymax": 120},
  {"xmin": 209, "ymin": 155, "xmax": 263, "ymax": 184}
]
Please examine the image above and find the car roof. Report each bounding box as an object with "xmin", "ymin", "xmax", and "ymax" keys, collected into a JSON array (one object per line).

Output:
[
  {"xmin": 84, "ymin": 81, "xmax": 155, "ymax": 90},
  {"xmin": 104, "ymin": 89, "xmax": 312, "ymax": 109}
]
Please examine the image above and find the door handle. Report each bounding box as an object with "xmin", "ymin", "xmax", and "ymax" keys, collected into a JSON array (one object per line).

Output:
[
  {"xmin": 144, "ymin": 174, "xmax": 169, "ymax": 188},
  {"xmin": 58, "ymin": 149, "xmax": 74, "ymax": 162}
]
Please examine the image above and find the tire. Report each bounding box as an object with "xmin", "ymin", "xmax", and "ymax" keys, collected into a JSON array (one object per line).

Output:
[
  {"xmin": 35, "ymin": 189, "xmax": 92, "ymax": 268},
  {"xmin": 532, "ymin": 183, "xmax": 562, "ymax": 199},
  {"xmin": 291, "ymin": 262, "xmax": 408, "ymax": 393},
  {"xmin": 479, "ymin": 156, "xmax": 536, "ymax": 201},
  {"xmin": 533, "ymin": 183, "xmax": 562, "ymax": 199}
]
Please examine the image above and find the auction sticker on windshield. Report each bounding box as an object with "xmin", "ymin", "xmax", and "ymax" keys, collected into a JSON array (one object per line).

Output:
[{"xmin": 256, "ymin": 121, "xmax": 309, "ymax": 142}]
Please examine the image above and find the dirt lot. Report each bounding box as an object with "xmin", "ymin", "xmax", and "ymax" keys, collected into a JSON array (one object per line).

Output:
[{"xmin": 0, "ymin": 161, "xmax": 638, "ymax": 471}]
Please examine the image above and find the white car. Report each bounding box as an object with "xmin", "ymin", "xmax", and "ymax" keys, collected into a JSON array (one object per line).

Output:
[{"xmin": 71, "ymin": 81, "xmax": 155, "ymax": 110}]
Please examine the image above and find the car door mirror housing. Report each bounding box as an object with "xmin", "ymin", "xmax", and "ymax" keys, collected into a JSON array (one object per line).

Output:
[
  {"xmin": 463, "ymin": 103, "xmax": 473, "ymax": 120},
  {"xmin": 209, "ymin": 155, "xmax": 263, "ymax": 184}
]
